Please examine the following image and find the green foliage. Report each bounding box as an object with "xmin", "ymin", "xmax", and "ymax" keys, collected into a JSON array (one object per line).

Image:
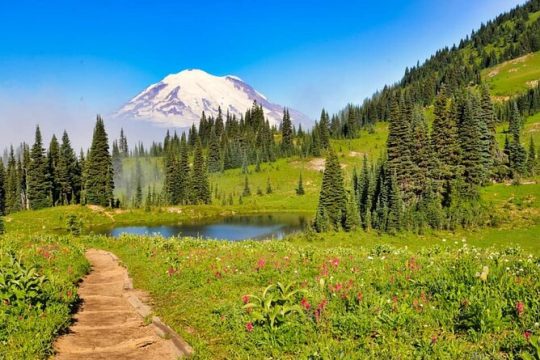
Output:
[
  {"xmin": 243, "ymin": 282, "xmax": 304, "ymax": 331},
  {"xmin": 0, "ymin": 252, "xmax": 48, "ymax": 310},
  {"xmin": 314, "ymin": 149, "xmax": 346, "ymax": 231},
  {"xmin": 85, "ymin": 116, "xmax": 114, "ymax": 207},
  {"xmin": 27, "ymin": 126, "xmax": 52, "ymax": 210},
  {"xmin": 0, "ymin": 217, "xmax": 4, "ymax": 235},
  {"xmin": 66, "ymin": 214, "xmax": 81, "ymax": 235},
  {"xmin": 92, "ymin": 233, "xmax": 540, "ymax": 359}
]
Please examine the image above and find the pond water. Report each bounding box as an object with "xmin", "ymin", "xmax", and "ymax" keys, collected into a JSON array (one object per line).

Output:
[{"xmin": 99, "ymin": 213, "xmax": 309, "ymax": 241}]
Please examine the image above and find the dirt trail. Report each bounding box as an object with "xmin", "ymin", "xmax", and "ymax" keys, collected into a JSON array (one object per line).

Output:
[{"xmin": 54, "ymin": 249, "xmax": 180, "ymax": 360}]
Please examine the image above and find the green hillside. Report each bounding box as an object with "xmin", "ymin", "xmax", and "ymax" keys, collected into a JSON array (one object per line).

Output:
[{"xmin": 482, "ymin": 50, "xmax": 540, "ymax": 97}]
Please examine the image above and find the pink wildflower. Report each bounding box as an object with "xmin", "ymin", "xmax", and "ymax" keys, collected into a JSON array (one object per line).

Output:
[
  {"xmin": 516, "ymin": 301, "xmax": 525, "ymax": 317},
  {"xmin": 301, "ymin": 298, "xmax": 311, "ymax": 310},
  {"xmin": 245, "ymin": 322, "xmax": 254, "ymax": 332},
  {"xmin": 242, "ymin": 295, "xmax": 250, "ymax": 304}
]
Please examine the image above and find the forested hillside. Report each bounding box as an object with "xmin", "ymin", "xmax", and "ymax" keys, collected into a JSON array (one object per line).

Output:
[{"xmin": 330, "ymin": 0, "xmax": 540, "ymax": 132}]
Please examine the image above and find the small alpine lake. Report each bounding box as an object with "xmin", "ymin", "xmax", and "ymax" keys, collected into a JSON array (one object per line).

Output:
[{"xmin": 96, "ymin": 213, "xmax": 310, "ymax": 241}]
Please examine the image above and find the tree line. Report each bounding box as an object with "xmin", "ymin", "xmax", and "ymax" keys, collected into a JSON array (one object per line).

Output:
[
  {"xmin": 313, "ymin": 85, "xmax": 539, "ymax": 234},
  {"xmin": 0, "ymin": 116, "xmax": 115, "ymax": 215}
]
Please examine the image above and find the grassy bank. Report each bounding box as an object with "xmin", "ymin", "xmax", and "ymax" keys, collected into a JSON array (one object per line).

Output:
[
  {"xmin": 0, "ymin": 234, "xmax": 89, "ymax": 359},
  {"xmin": 87, "ymin": 233, "xmax": 540, "ymax": 359}
]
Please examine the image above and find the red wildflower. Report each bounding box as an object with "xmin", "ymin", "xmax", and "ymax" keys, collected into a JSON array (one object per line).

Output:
[
  {"xmin": 516, "ymin": 301, "xmax": 525, "ymax": 317},
  {"xmin": 330, "ymin": 283, "xmax": 343, "ymax": 293},
  {"xmin": 524, "ymin": 330, "xmax": 532, "ymax": 342},
  {"xmin": 166, "ymin": 267, "xmax": 177, "ymax": 277},
  {"xmin": 314, "ymin": 299, "xmax": 328, "ymax": 322},
  {"xmin": 256, "ymin": 258, "xmax": 266, "ymax": 270},
  {"xmin": 245, "ymin": 322, "xmax": 254, "ymax": 332},
  {"xmin": 242, "ymin": 295, "xmax": 250, "ymax": 304},
  {"xmin": 301, "ymin": 297, "xmax": 311, "ymax": 310},
  {"xmin": 330, "ymin": 257, "xmax": 340, "ymax": 268},
  {"xmin": 356, "ymin": 292, "xmax": 363, "ymax": 302},
  {"xmin": 431, "ymin": 335, "xmax": 437, "ymax": 345}
]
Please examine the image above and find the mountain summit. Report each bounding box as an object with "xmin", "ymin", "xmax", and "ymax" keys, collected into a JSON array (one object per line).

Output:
[{"xmin": 116, "ymin": 69, "xmax": 311, "ymax": 128}]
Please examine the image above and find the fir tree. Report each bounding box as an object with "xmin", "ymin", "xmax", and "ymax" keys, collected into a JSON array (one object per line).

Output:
[
  {"xmin": 178, "ymin": 134, "xmax": 191, "ymax": 204},
  {"xmin": 134, "ymin": 177, "xmax": 142, "ymax": 208},
  {"xmin": 314, "ymin": 149, "xmax": 346, "ymax": 230},
  {"xmin": 479, "ymin": 84, "xmax": 498, "ymax": 173},
  {"xmin": 47, "ymin": 135, "xmax": 61, "ymax": 205},
  {"xmin": 242, "ymin": 175, "xmax": 251, "ymax": 197},
  {"xmin": 431, "ymin": 88, "xmax": 461, "ymax": 183},
  {"xmin": 526, "ymin": 136, "xmax": 536, "ymax": 176},
  {"xmin": 190, "ymin": 139, "xmax": 211, "ymax": 204},
  {"xmin": 296, "ymin": 173, "xmax": 305, "ymax": 195},
  {"xmin": 457, "ymin": 95, "xmax": 485, "ymax": 190},
  {"xmin": 386, "ymin": 95, "xmax": 414, "ymax": 198},
  {"xmin": 319, "ymin": 109, "xmax": 330, "ymax": 149},
  {"xmin": 27, "ymin": 126, "xmax": 52, "ymax": 209},
  {"xmin": 266, "ymin": 178, "xmax": 273, "ymax": 194},
  {"xmin": 508, "ymin": 102, "xmax": 527, "ymax": 176},
  {"xmin": 343, "ymin": 191, "xmax": 360, "ymax": 231},
  {"xmin": 5, "ymin": 147, "xmax": 21, "ymax": 213},
  {"xmin": 207, "ymin": 126, "xmax": 222, "ymax": 173},
  {"xmin": 313, "ymin": 205, "xmax": 330, "ymax": 232},
  {"xmin": 57, "ymin": 131, "xmax": 81, "ymax": 205},
  {"xmin": 281, "ymin": 109, "xmax": 293, "ymax": 156},
  {"xmin": 85, "ymin": 116, "xmax": 114, "ymax": 207}
]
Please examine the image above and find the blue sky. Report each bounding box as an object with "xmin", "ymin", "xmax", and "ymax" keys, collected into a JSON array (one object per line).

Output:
[{"xmin": 0, "ymin": 0, "xmax": 525, "ymax": 147}]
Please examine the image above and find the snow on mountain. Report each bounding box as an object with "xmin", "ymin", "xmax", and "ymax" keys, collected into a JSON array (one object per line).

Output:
[{"xmin": 115, "ymin": 69, "xmax": 312, "ymax": 128}]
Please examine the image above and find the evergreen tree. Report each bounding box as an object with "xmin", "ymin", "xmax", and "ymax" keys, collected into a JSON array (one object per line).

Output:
[
  {"xmin": 508, "ymin": 103, "xmax": 527, "ymax": 176},
  {"xmin": 0, "ymin": 216, "xmax": 4, "ymax": 234},
  {"xmin": 207, "ymin": 126, "xmax": 222, "ymax": 173},
  {"xmin": 178, "ymin": 134, "xmax": 191, "ymax": 204},
  {"xmin": 457, "ymin": 95, "xmax": 485, "ymax": 190},
  {"xmin": 358, "ymin": 155, "xmax": 372, "ymax": 229},
  {"xmin": 57, "ymin": 131, "xmax": 81, "ymax": 205},
  {"xmin": 526, "ymin": 136, "xmax": 536, "ymax": 176},
  {"xmin": 242, "ymin": 175, "xmax": 251, "ymax": 197},
  {"xmin": 190, "ymin": 139, "xmax": 211, "ymax": 204},
  {"xmin": 410, "ymin": 106, "xmax": 432, "ymax": 195},
  {"xmin": 85, "ymin": 116, "xmax": 114, "ymax": 207},
  {"xmin": 313, "ymin": 205, "xmax": 330, "ymax": 233},
  {"xmin": 431, "ymin": 88, "xmax": 461, "ymax": 184},
  {"xmin": 164, "ymin": 144, "xmax": 180, "ymax": 204},
  {"xmin": 314, "ymin": 149, "xmax": 346, "ymax": 230},
  {"xmin": 319, "ymin": 109, "xmax": 330, "ymax": 149},
  {"xmin": 27, "ymin": 126, "xmax": 52, "ymax": 209},
  {"xmin": 134, "ymin": 177, "xmax": 142, "ymax": 208},
  {"xmin": 266, "ymin": 177, "xmax": 273, "ymax": 194},
  {"xmin": 343, "ymin": 191, "xmax": 360, "ymax": 231},
  {"xmin": 119, "ymin": 128, "xmax": 129, "ymax": 155},
  {"xmin": 47, "ymin": 135, "xmax": 61, "ymax": 205},
  {"xmin": 281, "ymin": 109, "xmax": 293, "ymax": 156},
  {"xmin": 479, "ymin": 84, "xmax": 498, "ymax": 173},
  {"xmin": 296, "ymin": 173, "xmax": 305, "ymax": 195},
  {"xmin": 5, "ymin": 147, "xmax": 21, "ymax": 213}
]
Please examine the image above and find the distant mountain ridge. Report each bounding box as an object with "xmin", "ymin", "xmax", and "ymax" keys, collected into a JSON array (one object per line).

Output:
[{"xmin": 115, "ymin": 69, "xmax": 312, "ymax": 128}]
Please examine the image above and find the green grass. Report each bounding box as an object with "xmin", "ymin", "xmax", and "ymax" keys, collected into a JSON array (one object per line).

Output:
[
  {"xmin": 0, "ymin": 234, "xmax": 89, "ymax": 359},
  {"xmin": 85, "ymin": 233, "xmax": 540, "ymax": 359},
  {"xmin": 482, "ymin": 50, "xmax": 540, "ymax": 97},
  {"xmin": 496, "ymin": 112, "xmax": 540, "ymax": 149}
]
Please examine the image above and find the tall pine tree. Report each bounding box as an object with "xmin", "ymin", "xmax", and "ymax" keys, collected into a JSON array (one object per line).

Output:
[
  {"xmin": 85, "ymin": 116, "xmax": 114, "ymax": 207},
  {"xmin": 27, "ymin": 126, "xmax": 52, "ymax": 209}
]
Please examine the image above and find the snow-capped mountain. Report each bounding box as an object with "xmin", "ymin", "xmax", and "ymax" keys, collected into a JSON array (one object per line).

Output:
[{"xmin": 115, "ymin": 69, "xmax": 312, "ymax": 128}]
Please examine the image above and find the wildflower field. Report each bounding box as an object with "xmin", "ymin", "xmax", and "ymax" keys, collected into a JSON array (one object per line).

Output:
[
  {"xmin": 0, "ymin": 235, "xmax": 89, "ymax": 359},
  {"xmin": 90, "ymin": 233, "xmax": 540, "ymax": 359}
]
